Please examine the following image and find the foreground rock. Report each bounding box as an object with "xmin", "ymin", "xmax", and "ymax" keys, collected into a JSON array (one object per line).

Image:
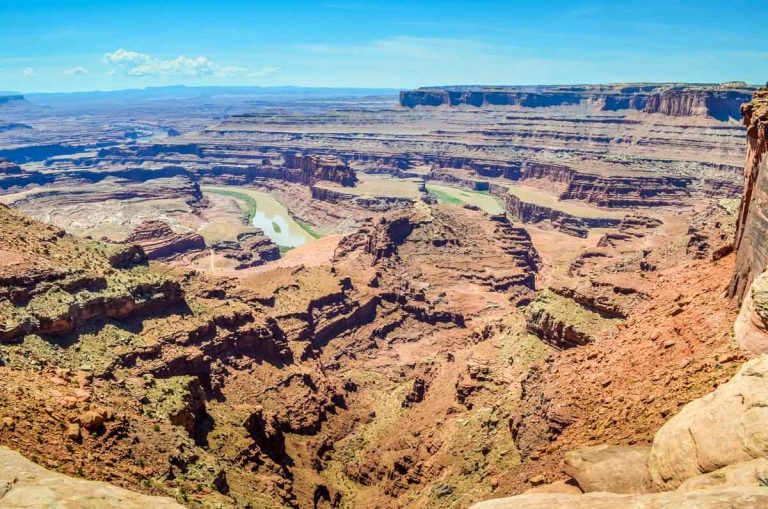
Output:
[
  {"xmin": 483, "ymin": 355, "xmax": 768, "ymax": 507},
  {"xmin": 647, "ymin": 354, "xmax": 768, "ymax": 491},
  {"xmin": 562, "ymin": 444, "xmax": 650, "ymax": 494},
  {"xmin": 678, "ymin": 457, "xmax": 768, "ymax": 492},
  {"xmin": 469, "ymin": 487, "xmax": 768, "ymax": 509},
  {"xmin": 734, "ymin": 269, "xmax": 768, "ymax": 354},
  {"xmin": 0, "ymin": 446, "xmax": 183, "ymax": 508}
]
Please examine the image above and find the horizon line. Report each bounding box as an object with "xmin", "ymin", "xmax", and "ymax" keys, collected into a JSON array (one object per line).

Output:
[{"xmin": 3, "ymin": 80, "xmax": 763, "ymax": 97}]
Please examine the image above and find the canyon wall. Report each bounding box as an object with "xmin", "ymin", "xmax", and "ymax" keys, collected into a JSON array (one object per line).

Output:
[
  {"xmin": 400, "ymin": 84, "xmax": 756, "ymax": 120},
  {"xmin": 310, "ymin": 184, "xmax": 414, "ymax": 210},
  {"xmin": 562, "ymin": 173, "xmax": 691, "ymax": 207},
  {"xmin": 488, "ymin": 184, "xmax": 621, "ymax": 237},
  {"xmin": 729, "ymin": 89, "xmax": 768, "ymax": 301},
  {"xmin": 643, "ymin": 89, "xmax": 751, "ymax": 120}
]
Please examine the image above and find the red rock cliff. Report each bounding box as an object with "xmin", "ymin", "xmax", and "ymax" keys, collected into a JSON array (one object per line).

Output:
[{"xmin": 730, "ymin": 88, "xmax": 768, "ymax": 301}]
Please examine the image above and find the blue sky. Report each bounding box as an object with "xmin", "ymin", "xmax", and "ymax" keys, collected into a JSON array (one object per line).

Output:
[{"xmin": 1, "ymin": 0, "xmax": 765, "ymax": 93}]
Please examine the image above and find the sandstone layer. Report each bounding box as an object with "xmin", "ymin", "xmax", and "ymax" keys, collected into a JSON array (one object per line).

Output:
[{"xmin": 0, "ymin": 446, "xmax": 183, "ymax": 508}]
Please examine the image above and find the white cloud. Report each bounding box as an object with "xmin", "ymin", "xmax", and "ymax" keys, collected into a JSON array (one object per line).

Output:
[
  {"xmin": 103, "ymin": 48, "xmax": 150, "ymax": 66},
  {"xmin": 63, "ymin": 66, "xmax": 89, "ymax": 76},
  {"xmin": 250, "ymin": 66, "xmax": 280, "ymax": 78},
  {"xmin": 102, "ymin": 48, "xmax": 273, "ymax": 79},
  {"xmin": 22, "ymin": 67, "xmax": 35, "ymax": 78}
]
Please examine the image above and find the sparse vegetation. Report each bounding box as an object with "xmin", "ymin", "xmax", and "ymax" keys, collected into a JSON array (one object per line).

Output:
[
  {"xmin": 426, "ymin": 183, "xmax": 505, "ymax": 213},
  {"xmin": 757, "ymin": 470, "xmax": 768, "ymax": 487},
  {"xmin": 427, "ymin": 186, "xmax": 463, "ymax": 205},
  {"xmin": 294, "ymin": 217, "xmax": 321, "ymax": 238},
  {"xmin": 204, "ymin": 188, "xmax": 259, "ymax": 222},
  {"xmin": 176, "ymin": 487, "xmax": 189, "ymax": 503}
]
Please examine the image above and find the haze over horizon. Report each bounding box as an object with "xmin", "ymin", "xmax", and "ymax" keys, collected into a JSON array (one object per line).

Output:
[{"xmin": 2, "ymin": 0, "xmax": 765, "ymax": 93}]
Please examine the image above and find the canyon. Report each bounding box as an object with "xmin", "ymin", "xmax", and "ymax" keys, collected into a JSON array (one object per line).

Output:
[{"xmin": 0, "ymin": 82, "xmax": 766, "ymax": 509}]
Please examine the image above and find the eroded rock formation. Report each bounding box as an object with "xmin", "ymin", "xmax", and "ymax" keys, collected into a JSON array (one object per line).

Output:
[{"xmin": 123, "ymin": 220, "xmax": 206, "ymax": 260}]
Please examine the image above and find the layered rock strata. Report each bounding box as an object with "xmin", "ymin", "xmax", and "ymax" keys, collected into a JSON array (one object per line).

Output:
[
  {"xmin": 123, "ymin": 220, "xmax": 206, "ymax": 260},
  {"xmin": 401, "ymin": 83, "xmax": 756, "ymax": 121},
  {"xmin": 730, "ymin": 89, "xmax": 768, "ymax": 301}
]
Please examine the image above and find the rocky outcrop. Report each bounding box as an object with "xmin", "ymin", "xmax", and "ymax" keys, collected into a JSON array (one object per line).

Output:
[
  {"xmin": 362, "ymin": 215, "xmax": 414, "ymax": 263},
  {"xmin": 310, "ymin": 185, "xmax": 414, "ymax": 211},
  {"xmin": 3, "ymin": 275, "xmax": 183, "ymax": 340},
  {"xmin": 491, "ymin": 186, "xmax": 620, "ymax": 237},
  {"xmin": 686, "ymin": 203, "xmax": 737, "ymax": 261},
  {"xmin": 678, "ymin": 457, "xmax": 768, "ymax": 492},
  {"xmin": 143, "ymin": 376, "xmax": 208, "ymax": 437},
  {"xmin": 551, "ymin": 277, "xmax": 649, "ymax": 320},
  {"xmin": 0, "ymin": 446, "xmax": 183, "ymax": 508},
  {"xmin": 734, "ymin": 270, "xmax": 768, "ymax": 354},
  {"xmin": 430, "ymin": 155, "xmax": 692, "ymax": 210},
  {"xmin": 123, "ymin": 220, "xmax": 206, "ymax": 260},
  {"xmin": 284, "ymin": 153, "xmax": 358, "ymax": 187},
  {"xmin": 524, "ymin": 290, "xmax": 619, "ymax": 348},
  {"xmin": 428, "ymin": 169, "xmax": 492, "ymax": 191},
  {"xmin": 107, "ymin": 244, "xmax": 148, "ymax": 269},
  {"xmin": 480, "ymin": 356, "xmax": 768, "ymax": 508},
  {"xmin": 647, "ymin": 354, "xmax": 768, "ymax": 491},
  {"xmin": 730, "ymin": 89, "xmax": 768, "ymax": 301},
  {"xmin": 210, "ymin": 230, "xmax": 280, "ymax": 269},
  {"xmin": 701, "ymin": 177, "xmax": 743, "ymax": 198},
  {"xmin": 0, "ymin": 205, "xmax": 184, "ymax": 342}
]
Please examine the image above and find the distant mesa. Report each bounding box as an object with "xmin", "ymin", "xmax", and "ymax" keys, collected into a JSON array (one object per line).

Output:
[
  {"xmin": 0, "ymin": 94, "xmax": 25, "ymax": 105},
  {"xmin": 0, "ymin": 158, "xmax": 22, "ymax": 175},
  {"xmin": 399, "ymin": 83, "xmax": 759, "ymax": 121}
]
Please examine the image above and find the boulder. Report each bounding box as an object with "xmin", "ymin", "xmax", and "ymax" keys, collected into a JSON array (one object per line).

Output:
[
  {"xmin": 469, "ymin": 487, "xmax": 768, "ymax": 509},
  {"xmin": 0, "ymin": 446, "xmax": 183, "ymax": 508},
  {"xmin": 562, "ymin": 444, "xmax": 651, "ymax": 494},
  {"xmin": 678, "ymin": 457, "xmax": 768, "ymax": 492},
  {"xmin": 647, "ymin": 355, "xmax": 768, "ymax": 491},
  {"xmin": 734, "ymin": 270, "xmax": 768, "ymax": 355}
]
